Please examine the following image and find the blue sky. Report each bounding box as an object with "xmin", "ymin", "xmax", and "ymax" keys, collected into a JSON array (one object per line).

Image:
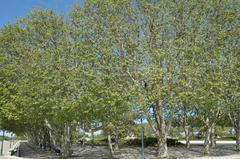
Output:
[
  {"xmin": 0, "ymin": 0, "xmax": 84, "ymax": 28},
  {"xmin": 0, "ymin": 130, "xmax": 14, "ymax": 137}
]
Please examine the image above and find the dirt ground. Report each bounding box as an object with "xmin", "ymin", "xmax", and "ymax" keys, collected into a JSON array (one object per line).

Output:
[{"xmin": 4, "ymin": 141, "xmax": 240, "ymax": 159}]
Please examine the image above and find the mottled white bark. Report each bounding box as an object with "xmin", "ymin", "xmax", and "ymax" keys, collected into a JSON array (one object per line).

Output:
[
  {"xmin": 155, "ymin": 100, "xmax": 168, "ymax": 158},
  {"xmin": 62, "ymin": 123, "xmax": 72, "ymax": 158},
  {"xmin": 114, "ymin": 132, "xmax": 119, "ymax": 151},
  {"xmin": 210, "ymin": 125, "xmax": 216, "ymax": 148},
  {"xmin": 236, "ymin": 128, "xmax": 240, "ymax": 151},
  {"xmin": 184, "ymin": 125, "xmax": 190, "ymax": 149},
  {"xmin": 229, "ymin": 110, "xmax": 240, "ymax": 151},
  {"xmin": 204, "ymin": 118, "xmax": 212, "ymax": 155},
  {"xmin": 108, "ymin": 135, "xmax": 114, "ymax": 156},
  {"xmin": 44, "ymin": 119, "xmax": 56, "ymax": 149},
  {"xmin": 157, "ymin": 132, "xmax": 168, "ymax": 158}
]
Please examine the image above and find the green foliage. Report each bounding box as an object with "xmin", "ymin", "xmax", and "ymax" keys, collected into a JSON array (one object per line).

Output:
[{"xmin": 0, "ymin": 0, "xmax": 239, "ymax": 156}]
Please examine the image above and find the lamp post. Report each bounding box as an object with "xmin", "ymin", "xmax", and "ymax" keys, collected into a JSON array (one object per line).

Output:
[
  {"xmin": 139, "ymin": 110, "xmax": 144, "ymax": 159},
  {"xmin": 10, "ymin": 133, "xmax": 13, "ymax": 148},
  {"xmin": 90, "ymin": 124, "xmax": 95, "ymax": 148}
]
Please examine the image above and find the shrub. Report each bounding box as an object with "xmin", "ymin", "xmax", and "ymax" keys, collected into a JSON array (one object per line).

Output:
[{"xmin": 124, "ymin": 137, "xmax": 181, "ymax": 147}]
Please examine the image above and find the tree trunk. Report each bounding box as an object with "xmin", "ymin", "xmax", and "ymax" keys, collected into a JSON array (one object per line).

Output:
[
  {"xmin": 49, "ymin": 130, "xmax": 56, "ymax": 150},
  {"xmin": 108, "ymin": 135, "xmax": 114, "ymax": 156},
  {"xmin": 204, "ymin": 127, "xmax": 211, "ymax": 155},
  {"xmin": 184, "ymin": 125, "xmax": 190, "ymax": 149},
  {"xmin": 236, "ymin": 108, "xmax": 240, "ymax": 151},
  {"xmin": 204, "ymin": 119, "xmax": 212, "ymax": 155},
  {"xmin": 43, "ymin": 132, "xmax": 47, "ymax": 150},
  {"xmin": 157, "ymin": 133, "xmax": 168, "ymax": 158},
  {"xmin": 91, "ymin": 128, "xmax": 94, "ymax": 148},
  {"xmin": 114, "ymin": 132, "xmax": 119, "ymax": 151},
  {"xmin": 62, "ymin": 123, "xmax": 72, "ymax": 158},
  {"xmin": 229, "ymin": 110, "xmax": 240, "ymax": 151},
  {"xmin": 44, "ymin": 119, "xmax": 57, "ymax": 150},
  {"xmin": 210, "ymin": 125, "xmax": 216, "ymax": 148},
  {"xmin": 45, "ymin": 131, "xmax": 51, "ymax": 150},
  {"xmin": 235, "ymin": 125, "xmax": 240, "ymax": 151},
  {"xmin": 34, "ymin": 132, "xmax": 40, "ymax": 146},
  {"xmin": 157, "ymin": 118, "xmax": 168, "ymax": 158},
  {"xmin": 155, "ymin": 100, "xmax": 168, "ymax": 158}
]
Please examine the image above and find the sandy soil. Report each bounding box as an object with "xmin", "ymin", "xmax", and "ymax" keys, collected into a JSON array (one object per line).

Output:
[{"xmin": 3, "ymin": 141, "xmax": 240, "ymax": 159}]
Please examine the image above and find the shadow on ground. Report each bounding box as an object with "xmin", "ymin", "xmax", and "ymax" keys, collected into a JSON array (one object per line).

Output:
[{"xmin": 16, "ymin": 142, "xmax": 240, "ymax": 159}]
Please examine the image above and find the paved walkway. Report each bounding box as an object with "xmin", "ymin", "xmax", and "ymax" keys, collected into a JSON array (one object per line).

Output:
[
  {"xmin": 1, "ymin": 140, "xmax": 11, "ymax": 156},
  {"xmin": 1, "ymin": 141, "xmax": 27, "ymax": 159},
  {"xmin": 1, "ymin": 141, "xmax": 20, "ymax": 159},
  {"xmin": 1, "ymin": 156, "xmax": 27, "ymax": 159},
  {"xmin": 1, "ymin": 140, "xmax": 20, "ymax": 158}
]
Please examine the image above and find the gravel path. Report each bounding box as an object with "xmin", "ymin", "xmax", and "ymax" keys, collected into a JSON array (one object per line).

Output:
[
  {"xmin": 193, "ymin": 155, "xmax": 240, "ymax": 159},
  {"xmin": 19, "ymin": 142, "xmax": 58, "ymax": 158},
  {"xmin": 179, "ymin": 140, "xmax": 236, "ymax": 145},
  {"xmin": 3, "ymin": 141, "xmax": 239, "ymax": 159}
]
